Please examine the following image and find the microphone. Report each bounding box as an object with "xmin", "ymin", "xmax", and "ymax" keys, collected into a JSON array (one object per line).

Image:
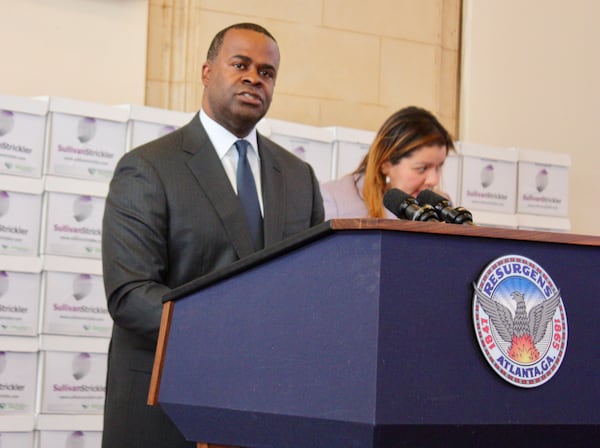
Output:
[
  {"xmin": 416, "ymin": 189, "xmax": 473, "ymax": 225},
  {"xmin": 383, "ymin": 188, "xmax": 440, "ymax": 222}
]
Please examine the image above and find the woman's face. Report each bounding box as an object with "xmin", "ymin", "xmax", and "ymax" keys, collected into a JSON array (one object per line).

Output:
[{"xmin": 381, "ymin": 144, "xmax": 447, "ymax": 197}]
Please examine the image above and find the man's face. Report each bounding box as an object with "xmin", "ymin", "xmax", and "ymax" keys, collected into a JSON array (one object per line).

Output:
[{"xmin": 202, "ymin": 28, "xmax": 280, "ymax": 137}]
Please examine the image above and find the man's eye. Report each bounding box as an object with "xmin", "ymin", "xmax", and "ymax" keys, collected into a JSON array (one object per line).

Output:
[
  {"xmin": 233, "ymin": 63, "xmax": 246, "ymax": 69},
  {"xmin": 260, "ymin": 70, "xmax": 274, "ymax": 79}
]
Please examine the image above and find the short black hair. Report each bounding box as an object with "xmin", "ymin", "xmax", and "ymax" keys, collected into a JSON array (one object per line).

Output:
[{"xmin": 206, "ymin": 23, "xmax": 277, "ymax": 61}]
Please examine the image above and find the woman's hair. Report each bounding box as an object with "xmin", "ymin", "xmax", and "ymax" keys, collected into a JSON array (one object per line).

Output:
[{"xmin": 354, "ymin": 106, "xmax": 454, "ymax": 217}]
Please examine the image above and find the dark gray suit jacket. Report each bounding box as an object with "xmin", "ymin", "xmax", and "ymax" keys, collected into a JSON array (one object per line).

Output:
[{"xmin": 101, "ymin": 116, "xmax": 324, "ymax": 448}]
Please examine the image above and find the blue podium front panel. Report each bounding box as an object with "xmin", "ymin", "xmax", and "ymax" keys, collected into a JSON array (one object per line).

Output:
[
  {"xmin": 157, "ymin": 227, "xmax": 600, "ymax": 447},
  {"xmin": 160, "ymin": 232, "xmax": 383, "ymax": 446},
  {"xmin": 376, "ymin": 231, "xmax": 600, "ymax": 426}
]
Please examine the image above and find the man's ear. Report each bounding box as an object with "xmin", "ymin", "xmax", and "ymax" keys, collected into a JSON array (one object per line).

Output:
[{"xmin": 201, "ymin": 62, "xmax": 211, "ymax": 87}]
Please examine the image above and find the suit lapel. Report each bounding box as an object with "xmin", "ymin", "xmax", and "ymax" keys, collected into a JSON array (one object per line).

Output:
[
  {"xmin": 181, "ymin": 118, "xmax": 255, "ymax": 258},
  {"xmin": 258, "ymin": 134, "xmax": 285, "ymax": 246}
]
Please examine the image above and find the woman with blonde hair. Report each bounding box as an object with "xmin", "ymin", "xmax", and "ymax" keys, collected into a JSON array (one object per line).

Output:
[{"xmin": 321, "ymin": 106, "xmax": 454, "ymax": 219}]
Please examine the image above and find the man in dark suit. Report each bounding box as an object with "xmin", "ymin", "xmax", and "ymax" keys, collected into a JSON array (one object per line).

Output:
[{"xmin": 101, "ymin": 23, "xmax": 324, "ymax": 448}]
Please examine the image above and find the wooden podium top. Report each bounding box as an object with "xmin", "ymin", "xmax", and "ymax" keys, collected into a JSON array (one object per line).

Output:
[{"xmin": 328, "ymin": 217, "xmax": 600, "ymax": 246}]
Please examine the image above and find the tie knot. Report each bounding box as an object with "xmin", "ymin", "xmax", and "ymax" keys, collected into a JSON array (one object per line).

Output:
[{"xmin": 235, "ymin": 139, "xmax": 249, "ymax": 158}]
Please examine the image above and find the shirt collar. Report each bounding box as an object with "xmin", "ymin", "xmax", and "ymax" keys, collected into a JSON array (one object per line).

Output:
[{"xmin": 199, "ymin": 109, "xmax": 259, "ymax": 160}]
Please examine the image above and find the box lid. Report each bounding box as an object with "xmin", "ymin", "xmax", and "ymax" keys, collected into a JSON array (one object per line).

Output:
[
  {"xmin": 40, "ymin": 96, "xmax": 129, "ymax": 123},
  {"xmin": 518, "ymin": 148, "xmax": 571, "ymax": 166},
  {"xmin": 262, "ymin": 118, "xmax": 335, "ymax": 143},
  {"xmin": 458, "ymin": 142, "xmax": 518, "ymax": 162},
  {"xmin": 119, "ymin": 104, "xmax": 194, "ymax": 126},
  {"xmin": 0, "ymin": 94, "xmax": 48, "ymax": 115}
]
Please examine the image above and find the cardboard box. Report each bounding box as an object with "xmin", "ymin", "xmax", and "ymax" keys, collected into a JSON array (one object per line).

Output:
[
  {"xmin": 469, "ymin": 210, "xmax": 518, "ymax": 229},
  {"xmin": 0, "ymin": 185, "xmax": 43, "ymax": 257},
  {"xmin": 0, "ymin": 351, "xmax": 38, "ymax": 415},
  {"xmin": 38, "ymin": 430, "xmax": 101, "ymax": 448},
  {"xmin": 327, "ymin": 126, "xmax": 375, "ymax": 180},
  {"xmin": 261, "ymin": 118, "xmax": 335, "ymax": 182},
  {"xmin": 517, "ymin": 148, "xmax": 570, "ymax": 217},
  {"xmin": 43, "ymin": 97, "xmax": 128, "ymax": 182},
  {"xmin": 41, "ymin": 192, "xmax": 104, "ymax": 259},
  {"xmin": 0, "ymin": 94, "xmax": 48, "ymax": 178},
  {"xmin": 41, "ymin": 271, "xmax": 111, "ymax": 338},
  {"xmin": 458, "ymin": 142, "xmax": 518, "ymax": 214},
  {"xmin": 517, "ymin": 214, "xmax": 571, "ymax": 233},
  {"xmin": 0, "ymin": 270, "xmax": 41, "ymax": 337},
  {"xmin": 38, "ymin": 350, "xmax": 106, "ymax": 414},
  {"xmin": 120, "ymin": 104, "xmax": 194, "ymax": 150},
  {"xmin": 0, "ymin": 431, "xmax": 34, "ymax": 447}
]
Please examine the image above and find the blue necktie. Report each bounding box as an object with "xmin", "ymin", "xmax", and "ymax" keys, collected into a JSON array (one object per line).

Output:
[{"xmin": 235, "ymin": 140, "xmax": 264, "ymax": 250}]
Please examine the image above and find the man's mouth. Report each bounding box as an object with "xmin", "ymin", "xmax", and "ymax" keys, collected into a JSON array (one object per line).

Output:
[{"xmin": 238, "ymin": 91, "xmax": 262, "ymax": 105}]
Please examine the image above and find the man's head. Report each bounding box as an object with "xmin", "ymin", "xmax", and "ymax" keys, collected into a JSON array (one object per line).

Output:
[{"xmin": 202, "ymin": 23, "xmax": 280, "ymax": 138}]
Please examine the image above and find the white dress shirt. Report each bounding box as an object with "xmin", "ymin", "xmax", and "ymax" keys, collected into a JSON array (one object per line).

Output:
[{"xmin": 199, "ymin": 109, "xmax": 264, "ymax": 213}]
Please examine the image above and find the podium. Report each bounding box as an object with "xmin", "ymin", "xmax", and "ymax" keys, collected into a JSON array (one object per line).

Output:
[{"xmin": 148, "ymin": 219, "xmax": 600, "ymax": 447}]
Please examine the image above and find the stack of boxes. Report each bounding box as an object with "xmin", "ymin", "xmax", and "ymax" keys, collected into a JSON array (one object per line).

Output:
[
  {"xmin": 0, "ymin": 95, "xmax": 194, "ymax": 448},
  {"xmin": 35, "ymin": 97, "xmax": 126, "ymax": 445},
  {"xmin": 0, "ymin": 94, "xmax": 47, "ymax": 448},
  {"xmin": 260, "ymin": 117, "xmax": 570, "ymax": 233},
  {"xmin": 258, "ymin": 119, "xmax": 376, "ymax": 182},
  {"xmin": 443, "ymin": 142, "xmax": 570, "ymax": 231}
]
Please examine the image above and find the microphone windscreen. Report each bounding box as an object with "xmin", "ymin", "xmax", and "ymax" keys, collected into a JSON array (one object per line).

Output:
[
  {"xmin": 383, "ymin": 188, "xmax": 413, "ymax": 213},
  {"xmin": 416, "ymin": 189, "xmax": 447, "ymax": 206}
]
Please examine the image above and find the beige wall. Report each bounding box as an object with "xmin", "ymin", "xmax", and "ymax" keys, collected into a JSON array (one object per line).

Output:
[
  {"xmin": 0, "ymin": 0, "xmax": 460, "ymax": 144},
  {"xmin": 460, "ymin": 0, "xmax": 600, "ymax": 236},
  {"xmin": 0, "ymin": 0, "xmax": 148, "ymax": 105},
  {"xmin": 146, "ymin": 0, "xmax": 461, "ymax": 134}
]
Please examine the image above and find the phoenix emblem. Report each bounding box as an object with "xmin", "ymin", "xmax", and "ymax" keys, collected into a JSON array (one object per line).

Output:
[{"xmin": 473, "ymin": 285, "xmax": 561, "ymax": 363}]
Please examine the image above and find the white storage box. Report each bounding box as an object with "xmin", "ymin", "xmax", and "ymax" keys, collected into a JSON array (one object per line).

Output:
[
  {"xmin": 517, "ymin": 214, "xmax": 571, "ymax": 233},
  {"xmin": 43, "ymin": 97, "xmax": 128, "ymax": 182},
  {"xmin": 469, "ymin": 210, "xmax": 518, "ymax": 229},
  {"xmin": 0, "ymin": 183, "xmax": 43, "ymax": 257},
  {"xmin": 261, "ymin": 118, "xmax": 335, "ymax": 182},
  {"xmin": 0, "ymin": 431, "xmax": 34, "ymax": 448},
  {"xmin": 41, "ymin": 191, "xmax": 104, "ymax": 259},
  {"xmin": 38, "ymin": 350, "xmax": 106, "ymax": 414},
  {"xmin": 121, "ymin": 104, "xmax": 194, "ymax": 150},
  {"xmin": 41, "ymin": 271, "xmax": 111, "ymax": 338},
  {"xmin": 0, "ymin": 351, "xmax": 38, "ymax": 415},
  {"xmin": 328, "ymin": 126, "xmax": 375, "ymax": 180},
  {"xmin": 458, "ymin": 142, "xmax": 518, "ymax": 214},
  {"xmin": 0, "ymin": 270, "xmax": 42, "ymax": 336},
  {"xmin": 517, "ymin": 148, "xmax": 570, "ymax": 217},
  {"xmin": 38, "ymin": 430, "xmax": 102, "ymax": 448},
  {"xmin": 0, "ymin": 94, "xmax": 48, "ymax": 178}
]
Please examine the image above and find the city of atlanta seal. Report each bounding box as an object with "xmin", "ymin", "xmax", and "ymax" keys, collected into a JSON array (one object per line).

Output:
[{"xmin": 472, "ymin": 255, "xmax": 567, "ymax": 387}]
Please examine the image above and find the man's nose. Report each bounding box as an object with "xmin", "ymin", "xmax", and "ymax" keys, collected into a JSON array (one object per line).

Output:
[{"xmin": 242, "ymin": 68, "xmax": 260, "ymax": 85}]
